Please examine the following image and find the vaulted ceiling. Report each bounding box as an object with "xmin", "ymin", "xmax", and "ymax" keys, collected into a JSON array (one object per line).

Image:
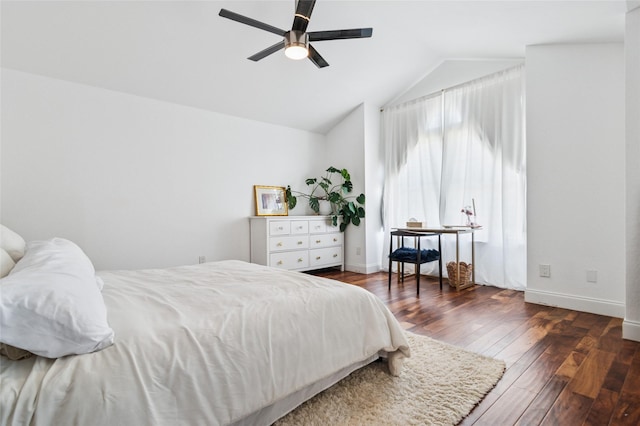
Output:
[{"xmin": 1, "ymin": 1, "xmax": 629, "ymax": 133}]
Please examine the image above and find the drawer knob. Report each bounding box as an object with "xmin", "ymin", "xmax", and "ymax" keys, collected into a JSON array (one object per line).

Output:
[
  {"xmin": 333, "ymin": 254, "xmax": 338, "ymax": 258},
  {"xmin": 298, "ymin": 258, "xmax": 303, "ymax": 262},
  {"xmin": 316, "ymin": 256, "xmax": 321, "ymax": 260},
  {"xmin": 297, "ymin": 241, "xmax": 303, "ymax": 245},
  {"xmin": 277, "ymin": 242, "xmax": 283, "ymax": 247},
  {"xmin": 316, "ymin": 240, "xmax": 321, "ymax": 244},
  {"xmin": 277, "ymin": 260, "xmax": 283, "ymax": 265},
  {"xmin": 278, "ymin": 226, "xmax": 283, "ymax": 230},
  {"xmin": 333, "ymin": 238, "xmax": 338, "ymax": 242}
]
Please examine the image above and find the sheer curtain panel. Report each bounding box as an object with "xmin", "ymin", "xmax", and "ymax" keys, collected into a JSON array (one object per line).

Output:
[{"xmin": 381, "ymin": 66, "xmax": 526, "ymax": 290}]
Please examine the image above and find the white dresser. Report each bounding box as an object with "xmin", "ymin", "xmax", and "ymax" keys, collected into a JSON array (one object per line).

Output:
[{"xmin": 250, "ymin": 216, "xmax": 344, "ymax": 272}]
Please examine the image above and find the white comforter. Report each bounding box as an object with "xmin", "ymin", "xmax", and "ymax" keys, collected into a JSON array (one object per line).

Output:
[{"xmin": 1, "ymin": 260, "xmax": 409, "ymax": 425}]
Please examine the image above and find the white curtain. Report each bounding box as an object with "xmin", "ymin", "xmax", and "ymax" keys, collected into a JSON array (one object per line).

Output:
[{"xmin": 381, "ymin": 65, "xmax": 526, "ymax": 290}]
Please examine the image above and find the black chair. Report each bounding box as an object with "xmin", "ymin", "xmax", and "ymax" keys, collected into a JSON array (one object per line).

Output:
[{"xmin": 388, "ymin": 230, "xmax": 442, "ymax": 295}]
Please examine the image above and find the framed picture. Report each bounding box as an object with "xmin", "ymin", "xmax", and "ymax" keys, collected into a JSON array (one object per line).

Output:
[{"xmin": 254, "ymin": 185, "xmax": 288, "ymax": 216}]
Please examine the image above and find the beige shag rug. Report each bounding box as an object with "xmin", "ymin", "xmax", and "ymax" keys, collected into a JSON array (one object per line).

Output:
[{"xmin": 275, "ymin": 332, "xmax": 505, "ymax": 426}]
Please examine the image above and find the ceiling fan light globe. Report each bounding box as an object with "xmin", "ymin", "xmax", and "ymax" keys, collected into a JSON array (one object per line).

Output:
[
  {"xmin": 284, "ymin": 30, "xmax": 309, "ymax": 60},
  {"xmin": 285, "ymin": 45, "xmax": 309, "ymax": 60}
]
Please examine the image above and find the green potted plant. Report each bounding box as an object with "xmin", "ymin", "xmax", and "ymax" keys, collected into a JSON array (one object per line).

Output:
[{"xmin": 286, "ymin": 166, "xmax": 365, "ymax": 232}]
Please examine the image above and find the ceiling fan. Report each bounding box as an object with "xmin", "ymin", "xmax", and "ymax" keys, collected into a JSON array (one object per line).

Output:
[{"xmin": 218, "ymin": 0, "xmax": 373, "ymax": 68}]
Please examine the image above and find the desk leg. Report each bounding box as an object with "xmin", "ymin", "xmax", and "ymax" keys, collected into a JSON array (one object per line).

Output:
[
  {"xmin": 456, "ymin": 232, "xmax": 460, "ymax": 291},
  {"xmin": 472, "ymin": 231, "xmax": 476, "ymax": 285},
  {"xmin": 438, "ymin": 234, "xmax": 443, "ymax": 290},
  {"xmin": 388, "ymin": 236, "xmax": 392, "ymax": 291}
]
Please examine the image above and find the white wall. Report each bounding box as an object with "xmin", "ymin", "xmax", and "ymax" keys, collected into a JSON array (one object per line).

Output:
[
  {"xmin": 300, "ymin": 101, "xmax": 382, "ymax": 274},
  {"xmin": 324, "ymin": 104, "xmax": 367, "ymax": 272},
  {"xmin": 525, "ymin": 44, "xmax": 626, "ymax": 317},
  {"xmin": 364, "ymin": 103, "xmax": 383, "ymax": 273},
  {"xmin": 1, "ymin": 69, "xmax": 324, "ymax": 270},
  {"xmin": 624, "ymin": 6, "xmax": 640, "ymax": 341}
]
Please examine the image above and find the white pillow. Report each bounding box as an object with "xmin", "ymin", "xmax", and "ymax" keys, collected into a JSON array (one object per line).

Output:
[
  {"xmin": 0, "ymin": 238, "xmax": 114, "ymax": 358},
  {"xmin": 0, "ymin": 225, "xmax": 26, "ymax": 263},
  {"xmin": 0, "ymin": 249, "xmax": 15, "ymax": 278}
]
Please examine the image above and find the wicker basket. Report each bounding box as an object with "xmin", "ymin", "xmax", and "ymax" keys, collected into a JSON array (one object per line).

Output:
[{"xmin": 446, "ymin": 261, "xmax": 473, "ymax": 289}]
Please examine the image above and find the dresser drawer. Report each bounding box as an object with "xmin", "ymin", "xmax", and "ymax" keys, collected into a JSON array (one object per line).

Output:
[
  {"xmin": 309, "ymin": 220, "xmax": 327, "ymax": 234},
  {"xmin": 269, "ymin": 221, "xmax": 290, "ymax": 236},
  {"xmin": 270, "ymin": 251, "xmax": 309, "ymax": 270},
  {"xmin": 326, "ymin": 221, "xmax": 340, "ymax": 233},
  {"xmin": 269, "ymin": 235, "xmax": 309, "ymax": 252},
  {"xmin": 309, "ymin": 233, "xmax": 343, "ymax": 249},
  {"xmin": 309, "ymin": 247, "xmax": 342, "ymax": 268},
  {"xmin": 290, "ymin": 221, "xmax": 309, "ymax": 235}
]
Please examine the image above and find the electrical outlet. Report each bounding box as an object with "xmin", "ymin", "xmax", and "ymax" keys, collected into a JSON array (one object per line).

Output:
[
  {"xmin": 586, "ymin": 270, "xmax": 598, "ymax": 283},
  {"xmin": 539, "ymin": 264, "xmax": 551, "ymax": 278},
  {"xmin": 198, "ymin": 256, "xmax": 206, "ymax": 264}
]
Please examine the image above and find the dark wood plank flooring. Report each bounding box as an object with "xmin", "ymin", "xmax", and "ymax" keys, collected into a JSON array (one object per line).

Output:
[{"xmin": 311, "ymin": 269, "xmax": 640, "ymax": 426}]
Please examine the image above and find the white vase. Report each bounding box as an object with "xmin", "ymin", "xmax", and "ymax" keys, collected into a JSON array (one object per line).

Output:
[{"xmin": 318, "ymin": 200, "xmax": 333, "ymax": 216}]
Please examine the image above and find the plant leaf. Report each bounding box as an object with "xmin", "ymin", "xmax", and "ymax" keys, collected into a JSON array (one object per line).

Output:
[
  {"xmin": 356, "ymin": 193, "xmax": 365, "ymax": 204},
  {"xmin": 340, "ymin": 222, "xmax": 348, "ymax": 232},
  {"xmin": 328, "ymin": 192, "xmax": 341, "ymax": 203},
  {"xmin": 342, "ymin": 181, "xmax": 353, "ymax": 193},
  {"xmin": 309, "ymin": 196, "xmax": 320, "ymax": 213},
  {"xmin": 357, "ymin": 206, "xmax": 365, "ymax": 217},
  {"xmin": 286, "ymin": 186, "xmax": 297, "ymax": 209},
  {"xmin": 305, "ymin": 178, "xmax": 317, "ymax": 186},
  {"xmin": 352, "ymin": 216, "xmax": 361, "ymax": 226}
]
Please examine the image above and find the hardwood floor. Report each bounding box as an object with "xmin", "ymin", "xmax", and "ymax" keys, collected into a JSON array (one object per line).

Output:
[{"xmin": 311, "ymin": 269, "xmax": 640, "ymax": 426}]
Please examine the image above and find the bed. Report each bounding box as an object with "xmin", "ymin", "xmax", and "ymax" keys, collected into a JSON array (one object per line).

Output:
[{"xmin": 0, "ymin": 231, "xmax": 410, "ymax": 425}]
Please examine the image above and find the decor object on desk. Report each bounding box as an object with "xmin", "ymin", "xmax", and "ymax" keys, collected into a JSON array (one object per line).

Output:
[
  {"xmin": 461, "ymin": 198, "xmax": 481, "ymax": 227},
  {"xmin": 406, "ymin": 217, "xmax": 423, "ymax": 228},
  {"xmin": 461, "ymin": 206, "xmax": 475, "ymax": 226},
  {"xmin": 254, "ymin": 185, "xmax": 288, "ymax": 216},
  {"xmin": 286, "ymin": 166, "xmax": 365, "ymax": 232},
  {"xmin": 447, "ymin": 261, "xmax": 473, "ymax": 289}
]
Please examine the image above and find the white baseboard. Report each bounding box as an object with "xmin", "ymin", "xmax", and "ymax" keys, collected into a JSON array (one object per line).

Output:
[
  {"xmin": 345, "ymin": 262, "xmax": 381, "ymax": 274},
  {"xmin": 524, "ymin": 288, "xmax": 625, "ymax": 318},
  {"xmin": 623, "ymin": 319, "xmax": 640, "ymax": 342}
]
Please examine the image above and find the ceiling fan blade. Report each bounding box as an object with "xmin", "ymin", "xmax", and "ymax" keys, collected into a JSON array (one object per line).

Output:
[
  {"xmin": 308, "ymin": 44, "xmax": 329, "ymax": 68},
  {"xmin": 292, "ymin": 0, "xmax": 316, "ymax": 33},
  {"xmin": 219, "ymin": 9, "xmax": 286, "ymax": 37},
  {"xmin": 248, "ymin": 41, "xmax": 286, "ymax": 62},
  {"xmin": 308, "ymin": 28, "xmax": 373, "ymax": 41}
]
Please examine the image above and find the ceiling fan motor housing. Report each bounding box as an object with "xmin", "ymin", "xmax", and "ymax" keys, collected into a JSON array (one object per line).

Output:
[{"xmin": 284, "ymin": 31, "xmax": 309, "ymax": 59}]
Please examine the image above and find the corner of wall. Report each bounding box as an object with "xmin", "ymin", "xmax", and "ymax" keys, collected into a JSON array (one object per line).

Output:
[{"xmin": 623, "ymin": 320, "xmax": 640, "ymax": 342}]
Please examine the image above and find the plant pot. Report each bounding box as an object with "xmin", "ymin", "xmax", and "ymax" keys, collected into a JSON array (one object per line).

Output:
[{"xmin": 318, "ymin": 200, "xmax": 333, "ymax": 216}]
